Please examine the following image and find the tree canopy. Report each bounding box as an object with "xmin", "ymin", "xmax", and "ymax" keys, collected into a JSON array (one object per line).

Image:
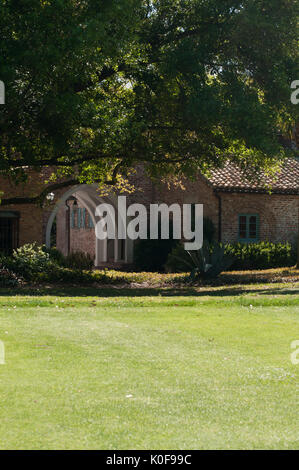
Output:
[{"xmin": 0, "ymin": 0, "xmax": 298, "ymax": 203}]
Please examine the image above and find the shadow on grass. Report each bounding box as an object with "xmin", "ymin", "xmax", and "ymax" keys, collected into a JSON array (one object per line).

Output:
[{"xmin": 1, "ymin": 285, "xmax": 299, "ymax": 298}]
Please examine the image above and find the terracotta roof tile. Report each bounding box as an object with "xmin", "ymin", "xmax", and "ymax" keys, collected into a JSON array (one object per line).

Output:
[{"xmin": 207, "ymin": 158, "xmax": 299, "ymax": 194}]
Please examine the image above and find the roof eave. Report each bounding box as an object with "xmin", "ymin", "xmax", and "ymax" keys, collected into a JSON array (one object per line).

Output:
[{"xmin": 212, "ymin": 187, "xmax": 299, "ymax": 195}]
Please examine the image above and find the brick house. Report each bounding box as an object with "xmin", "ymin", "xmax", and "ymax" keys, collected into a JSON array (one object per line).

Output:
[{"xmin": 0, "ymin": 158, "xmax": 299, "ymax": 266}]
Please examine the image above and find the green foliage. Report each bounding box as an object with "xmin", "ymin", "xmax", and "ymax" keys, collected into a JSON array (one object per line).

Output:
[
  {"xmin": 44, "ymin": 246, "xmax": 66, "ymax": 266},
  {"xmin": 12, "ymin": 243, "xmax": 50, "ymax": 279},
  {"xmin": 34, "ymin": 265, "xmax": 96, "ymax": 285},
  {"xmin": 2, "ymin": 244, "xmax": 95, "ymax": 282},
  {"xmin": 64, "ymin": 251, "xmax": 94, "ymax": 272},
  {"xmin": 165, "ymin": 216, "xmax": 216, "ymax": 272},
  {"xmin": 1, "ymin": 244, "xmax": 93, "ymax": 283},
  {"xmin": 202, "ymin": 217, "xmax": 215, "ymax": 244},
  {"xmin": 165, "ymin": 243, "xmax": 193, "ymax": 273},
  {"xmin": 0, "ymin": 0, "xmax": 298, "ymax": 197},
  {"xmin": 167, "ymin": 240, "xmax": 296, "ymax": 273},
  {"xmin": 0, "ymin": 240, "xmax": 296, "ymax": 286},
  {"xmin": 189, "ymin": 241, "xmax": 235, "ymax": 280},
  {"xmin": 43, "ymin": 247, "xmax": 95, "ymax": 272},
  {"xmin": 166, "ymin": 240, "xmax": 234, "ymax": 279},
  {"xmin": 0, "ymin": 266, "xmax": 22, "ymax": 287},
  {"xmin": 226, "ymin": 242, "xmax": 295, "ymax": 270}
]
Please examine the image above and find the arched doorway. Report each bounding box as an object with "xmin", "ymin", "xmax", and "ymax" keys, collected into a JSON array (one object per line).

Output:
[{"xmin": 45, "ymin": 184, "xmax": 133, "ymax": 266}]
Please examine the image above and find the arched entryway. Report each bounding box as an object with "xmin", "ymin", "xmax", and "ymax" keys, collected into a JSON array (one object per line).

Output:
[{"xmin": 45, "ymin": 184, "xmax": 133, "ymax": 266}]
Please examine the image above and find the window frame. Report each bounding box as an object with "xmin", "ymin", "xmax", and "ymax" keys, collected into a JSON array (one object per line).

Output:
[
  {"xmin": 71, "ymin": 208, "xmax": 76, "ymax": 228},
  {"xmin": 82, "ymin": 208, "xmax": 86, "ymax": 229},
  {"xmin": 238, "ymin": 214, "xmax": 259, "ymax": 243},
  {"xmin": 88, "ymin": 214, "xmax": 94, "ymax": 229}
]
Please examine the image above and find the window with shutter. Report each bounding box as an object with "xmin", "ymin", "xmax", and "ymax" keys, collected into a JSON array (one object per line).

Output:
[{"xmin": 238, "ymin": 214, "xmax": 259, "ymax": 242}]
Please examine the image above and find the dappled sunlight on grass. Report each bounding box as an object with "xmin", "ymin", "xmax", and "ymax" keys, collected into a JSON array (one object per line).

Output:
[
  {"xmin": 1, "ymin": 266, "xmax": 299, "ymax": 299},
  {"xmin": 91, "ymin": 266, "xmax": 299, "ymax": 286}
]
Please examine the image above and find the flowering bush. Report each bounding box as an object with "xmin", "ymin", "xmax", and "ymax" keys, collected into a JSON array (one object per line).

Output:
[{"xmin": 12, "ymin": 243, "xmax": 50, "ymax": 279}]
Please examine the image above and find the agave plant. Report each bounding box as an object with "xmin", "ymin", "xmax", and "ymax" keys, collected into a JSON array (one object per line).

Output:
[{"xmin": 186, "ymin": 240, "xmax": 235, "ymax": 280}]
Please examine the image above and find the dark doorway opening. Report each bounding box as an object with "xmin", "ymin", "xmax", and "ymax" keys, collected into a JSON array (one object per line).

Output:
[{"xmin": 0, "ymin": 212, "xmax": 19, "ymax": 254}]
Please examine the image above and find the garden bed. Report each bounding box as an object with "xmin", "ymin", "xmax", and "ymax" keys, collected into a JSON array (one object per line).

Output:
[{"xmin": 2, "ymin": 266, "xmax": 299, "ymax": 291}]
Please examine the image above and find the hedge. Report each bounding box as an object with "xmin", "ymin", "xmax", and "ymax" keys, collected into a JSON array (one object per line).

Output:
[
  {"xmin": 166, "ymin": 241, "xmax": 296, "ymax": 272},
  {"xmin": 225, "ymin": 241, "xmax": 296, "ymax": 270}
]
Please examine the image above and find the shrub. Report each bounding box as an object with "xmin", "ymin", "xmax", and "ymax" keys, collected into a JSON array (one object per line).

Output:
[
  {"xmin": 165, "ymin": 243, "xmax": 192, "ymax": 273},
  {"xmin": 166, "ymin": 240, "xmax": 234, "ymax": 279},
  {"xmin": 165, "ymin": 217, "xmax": 216, "ymax": 273},
  {"xmin": 0, "ymin": 267, "xmax": 22, "ymax": 287},
  {"xmin": 0, "ymin": 254, "xmax": 15, "ymax": 272},
  {"xmin": 166, "ymin": 241, "xmax": 295, "ymax": 272},
  {"xmin": 1, "ymin": 245, "xmax": 94, "ymax": 283},
  {"xmin": 12, "ymin": 243, "xmax": 50, "ymax": 279},
  {"xmin": 1, "ymin": 243, "xmax": 67, "ymax": 282},
  {"xmin": 202, "ymin": 216, "xmax": 215, "ymax": 243},
  {"xmin": 64, "ymin": 251, "xmax": 94, "ymax": 271},
  {"xmin": 43, "ymin": 246, "xmax": 66, "ymax": 266},
  {"xmin": 188, "ymin": 241, "xmax": 234, "ymax": 279},
  {"xmin": 33, "ymin": 264, "xmax": 95, "ymax": 284},
  {"xmin": 225, "ymin": 242, "xmax": 295, "ymax": 270}
]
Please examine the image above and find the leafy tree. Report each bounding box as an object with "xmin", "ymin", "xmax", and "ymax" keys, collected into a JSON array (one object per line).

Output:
[{"xmin": 0, "ymin": 0, "xmax": 298, "ymax": 204}]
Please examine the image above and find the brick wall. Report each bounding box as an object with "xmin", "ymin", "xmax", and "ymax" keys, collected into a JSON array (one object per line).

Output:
[
  {"xmin": 69, "ymin": 203, "xmax": 96, "ymax": 259},
  {"xmin": 55, "ymin": 202, "xmax": 96, "ymax": 258},
  {"xmin": 220, "ymin": 192, "xmax": 299, "ymax": 245},
  {"xmin": 1, "ymin": 167, "xmax": 299, "ymax": 260},
  {"xmin": 56, "ymin": 205, "xmax": 68, "ymax": 255},
  {"xmin": 0, "ymin": 170, "xmax": 49, "ymax": 247},
  {"xmin": 154, "ymin": 174, "xmax": 220, "ymax": 234}
]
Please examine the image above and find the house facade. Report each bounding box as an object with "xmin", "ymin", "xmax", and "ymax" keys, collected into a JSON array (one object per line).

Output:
[{"xmin": 0, "ymin": 158, "xmax": 299, "ymax": 266}]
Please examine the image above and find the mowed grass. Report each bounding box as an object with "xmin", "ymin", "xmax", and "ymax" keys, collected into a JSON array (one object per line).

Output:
[{"xmin": 0, "ymin": 287, "xmax": 298, "ymax": 449}]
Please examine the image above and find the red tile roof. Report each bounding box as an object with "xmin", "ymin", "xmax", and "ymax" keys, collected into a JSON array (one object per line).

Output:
[{"xmin": 207, "ymin": 158, "xmax": 299, "ymax": 194}]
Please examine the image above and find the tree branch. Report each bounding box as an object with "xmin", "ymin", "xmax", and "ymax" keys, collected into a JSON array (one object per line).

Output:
[
  {"xmin": 0, "ymin": 162, "xmax": 124, "ymax": 206},
  {"xmin": 73, "ymin": 63, "xmax": 128, "ymax": 93},
  {"xmin": 0, "ymin": 179, "xmax": 80, "ymax": 206},
  {"xmin": 1, "ymin": 152, "xmax": 115, "ymax": 169}
]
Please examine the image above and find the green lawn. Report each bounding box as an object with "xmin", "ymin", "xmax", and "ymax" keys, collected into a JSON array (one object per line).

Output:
[{"xmin": 0, "ymin": 286, "xmax": 298, "ymax": 449}]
